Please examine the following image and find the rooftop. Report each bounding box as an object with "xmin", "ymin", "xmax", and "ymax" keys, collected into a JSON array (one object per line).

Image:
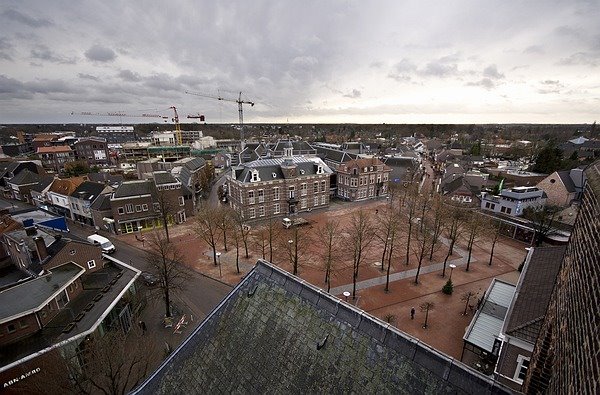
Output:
[
  {"xmin": 0, "ymin": 262, "xmax": 84, "ymax": 324},
  {"xmin": 134, "ymin": 260, "xmax": 512, "ymax": 394},
  {"xmin": 0, "ymin": 257, "xmax": 139, "ymax": 372},
  {"xmin": 36, "ymin": 146, "xmax": 72, "ymax": 154},
  {"xmin": 504, "ymin": 246, "xmax": 566, "ymax": 343}
]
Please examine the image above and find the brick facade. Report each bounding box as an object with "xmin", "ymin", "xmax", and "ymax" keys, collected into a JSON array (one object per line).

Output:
[
  {"xmin": 229, "ymin": 174, "xmax": 330, "ymax": 220},
  {"xmin": 336, "ymin": 157, "xmax": 391, "ymax": 201},
  {"xmin": 525, "ymin": 161, "xmax": 600, "ymax": 393}
]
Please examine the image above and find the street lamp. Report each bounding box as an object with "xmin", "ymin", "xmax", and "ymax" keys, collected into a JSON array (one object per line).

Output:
[
  {"xmin": 343, "ymin": 291, "xmax": 351, "ymax": 302},
  {"xmin": 449, "ymin": 264, "xmax": 457, "ymax": 281},
  {"xmin": 216, "ymin": 252, "xmax": 222, "ymax": 278}
]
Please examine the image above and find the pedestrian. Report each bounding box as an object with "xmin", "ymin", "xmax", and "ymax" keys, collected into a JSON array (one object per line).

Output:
[
  {"xmin": 410, "ymin": 307, "xmax": 415, "ymax": 320},
  {"xmin": 139, "ymin": 320, "xmax": 147, "ymax": 333}
]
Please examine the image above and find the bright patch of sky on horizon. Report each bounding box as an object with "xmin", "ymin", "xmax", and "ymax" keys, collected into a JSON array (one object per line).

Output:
[{"xmin": 0, "ymin": 1, "xmax": 599, "ymax": 124}]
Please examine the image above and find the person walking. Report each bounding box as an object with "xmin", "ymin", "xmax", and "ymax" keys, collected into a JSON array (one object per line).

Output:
[{"xmin": 410, "ymin": 307, "xmax": 415, "ymax": 320}]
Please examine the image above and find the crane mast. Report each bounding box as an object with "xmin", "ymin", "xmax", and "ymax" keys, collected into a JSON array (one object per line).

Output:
[
  {"xmin": 169, "ymin": 106, "xmax": 182, "ymax": 145},
  {"xmin": 185, "ymin": 90, "xmax": 254, "ymax": 149}
]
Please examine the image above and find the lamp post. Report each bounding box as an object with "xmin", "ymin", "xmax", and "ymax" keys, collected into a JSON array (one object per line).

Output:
[
  {"xmin": 343, "ymin": 291, "xmax": 351, "ymax": 302},
  {"xmin": 449, "ymin": 264, "xmax": 456, "ymax": 281},
  {"xmin": 216, "ymin": 252, "xmax": 222, "ymax": 278}
]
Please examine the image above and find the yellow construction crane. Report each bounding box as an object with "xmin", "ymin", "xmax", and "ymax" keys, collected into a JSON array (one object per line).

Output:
[
  {"xmin": 185, "ymin": 90, "xmax": 254, "ymax": 148},
  {"xmin": 169, "ymin": 106, "xmax": 183, "ymax": 145}
]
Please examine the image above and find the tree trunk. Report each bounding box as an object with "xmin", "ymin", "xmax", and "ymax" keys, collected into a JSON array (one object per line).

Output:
[
  {"xmin": 415, "ymin": 254, "xmax": 424, "ymax": 284},
  {"xmin": 235, "ymin": 246, "xmax": 240, "ymax": 274},
  {"xmin": 380, "ymin": 241, "xmax": 388, "ymax": 272},
  {"xmin": 244, "ymin": 239, "xmax": 249, "ymax": 259},
  {"xmin": 212, "ymin": 246, "xmax": 217, "ymax": 266},
  {"xmin": 466, "ymin": 239, "xmax": 474, "ymax": 271},
  {"xmin": 163, "ymin": 217, "xmax": 170, "ymax": 242},
  {"xmin": 385, "ymin": 244, "xmax": 393, "ymax": 292},
  {"xmin": 405, "ymin": 223, "xmax": 412, "ymax": 265},
  {"xmin": 164, "ymin": 286, "xmax": 171, "ymax": 318},
  {"xmin": 442, "ymin": 239, "xmax": 455, "ymax": 277},
  {"xmin": 488, "ymin": 238, "xmax": 497, "ymax": 266},
  {"xmin": 223, "ymin": 228, "xmax": 228, "ymax": 252}
]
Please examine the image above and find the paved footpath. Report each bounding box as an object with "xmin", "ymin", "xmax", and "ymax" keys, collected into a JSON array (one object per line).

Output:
[{"xmin": 330, "ymin": 234, "xmax": 473, "ymax": 295}]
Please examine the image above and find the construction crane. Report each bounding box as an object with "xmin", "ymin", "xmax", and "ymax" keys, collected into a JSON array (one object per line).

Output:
[
  {"xmin": 169, "ymin": 106, "xmax": 183, "ymax": 145},
  {"xmin": 71, "ymin": 111, "xmax": 167, "ymax": 120},
  {"xmin": 185, "ymin": 90, "xmax": 254, "ymax": 149},
  {"xmin": 187, "ymin": 113, "xmax": 205, "ymax": 122}
]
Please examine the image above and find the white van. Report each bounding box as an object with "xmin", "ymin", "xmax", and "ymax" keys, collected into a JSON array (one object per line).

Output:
[{"xmin": 87, "ymin": 234, "xmax": 116, "ymax": 254}]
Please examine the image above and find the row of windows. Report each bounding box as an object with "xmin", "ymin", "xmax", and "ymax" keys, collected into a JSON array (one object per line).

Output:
[
  {"xmin": 157, "ymin": 184, "xmax": 181, "ymax": 191},
  {"xmin": 340, "ymin": 173, "xmax": 387, "ymax": 187},
  {"xmin": 0, "ymin": 319, "xmax": 30, "ymax": 336},
  {"xmin": 245, "ymin": 183, "xmax": 327, "ymax": 203},
  {"xmin": 117, "ymin": 198, "xmax": 184, "ymax": 215},
  {"xmin": 246, "ymin": 196, "xmax": 328, "ymax": 218}
]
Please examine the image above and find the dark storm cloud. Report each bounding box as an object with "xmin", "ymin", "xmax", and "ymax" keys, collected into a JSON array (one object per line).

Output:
[
  {"xmin": 30, "ymin": 45, "xmax": 77, "ymax": 64},
  {"xmin": 1, "ymin": 9, "xmax": 52, "ymax": 28},
  {"xmin": 85, "ymin": 45, "xmax": 116, "ymax": 62},
  {"xmin": 0, "ymin": 74, "xmax": 84, "ymax": 99}
]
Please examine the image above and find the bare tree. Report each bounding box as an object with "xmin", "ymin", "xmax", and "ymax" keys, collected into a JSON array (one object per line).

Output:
[
  {"xmin": 427, "ymin": 194, "xmax": 446, "ymax": 260},
  {"xmin": 348, "ymin": 210, "xmax": 375, "ymax": 298},
  {"xmin": 146, "ymin": 230, "xmax": 187, "ymax": 318},
  {"xmin": 523, "ymin": 205, "xmax": 561, "ymax": 246},
  {"xmin": 154, "ymin": 189, "xmax": 178, "ymax": 242},
  {"xmin": 465, "ymin": 213, "xmax": 486, "ymax": 271},
  {"xmin": 487, "ymin": 219, "xmax": 502, "ymax": 266},
  {"xmin": 403, "ymin": 184, "xmax": 421, "ymax": 265},
  {"xmin": 215, "ymin": 206, "xmax": 232, "ymax": 252},
  {"xmin": 384, "ymin": 207, "xmax": 402, "ymax": 292},
  {"xmin": 315, "ymin": 220, "xmax": 342, "ymax": 292},
  {"xmin": 18, "ymin": 326, "xmax": 159, "ymax": 395},
  {"xmin": 231, "ymin": 208, "xmax": 251, "ymax": 259},
  {"xmin": 266, "ymin": 217, "xmax": 281, "ymax": 263},
  {"xmin": 198, "ymin": 162, "xmax": 215, "ymax": 198},
  {"xmin": 412, "ymin": 209, "xmax": 435, "ymax": 284},
  {"xmin": 195, "ymin": 202, "xmax": 221, "ymax": 266},
  {"xmin": 252, "ymin": 225, "xmax": 269, "ymax": 260},
  {"xmin": 461, "ymin": 290, "xmax": 477, "ymax": 315},
  {"xmin": 441, "ymin": 203, "xmax": 466, "ymax": 277},
  {"xmin": 420, "ymin": 301, "xmax": 435, "ymax": 329},
  {"xmin": 375, "ymin": 206, "xmax": 396, "ymax": 272},
  {"xmin": 282, "ymin": 224, "xmax": 306, "ymax": 275}
]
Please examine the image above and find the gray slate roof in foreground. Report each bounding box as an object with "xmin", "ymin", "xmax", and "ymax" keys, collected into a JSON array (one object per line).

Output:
[{"xmin": 134, "ymin": 260, "xmax": 513, "ymax": 395}]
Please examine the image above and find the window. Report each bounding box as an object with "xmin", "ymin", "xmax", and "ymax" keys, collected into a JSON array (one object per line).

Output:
[
  {"xmin": 135, "ymin": 205, "xmax": 142, "ymax": 212},
  {"xmin": 273, "ymin": 187, "xmax": 280, "ymax": 201},
  {"xmin": 142, "ymin": 204, "xmax": 148, "ymax": 211},
  {"xmin": 485, "ymin": 202, "xmax": 491, "ymax": 209},
  {"xmin": 19, "ymin": 319, "xmax": 29, "ymax": 329},
  {"xmin": 153, "ymin": 202, "xmax": 160, "ymax": 212},
  {"xmin": 353, "ymin": 168, "xmax": 357, "ymax": 175},
  {"xmin": 377, "ymin": 174, "xmax": 382, "ymax": 183},
  {"xmin": 383, "ymin": 173, "xmax": 389, "ymax": 181},
  {"xmin": 370, "ymin": 175, "xmax": 375, "ymax": 184},
  {"xmin": 506, "ymin": 207, "xmax": 512, "ymax": 214},
  {"xmin": 288, "ymin": 186, "xmax": 295, "ymax": 199},
  {"xmin": 258, "ymin": 189, "xmax": 264, "ymax": 203},
  {"xmin": 301, "ymin": 183, "xmax": 307, "ymax": 196},
  {"xmin": 321, "ymin": 180, "xmax": 326, "ymax": 192},
  {"xmin": 321, "ymin": 195, "xmax": 326, "ymax": 205},
  {"xmin": 259, "ymin": 206, "xmax": 265, "ymax": 217},
  {"xmin": 351, "ymin": 178, "xmax": 358, "ymax": 187},
  {"xmin": 314, "ymin": 196, "xmax": 319, "ymax": 206},
  {"xmin": 514, "ymin": 355, "xmax": 530, "ymax": 384},
  {"xmin": 125, "ymin": 204, "xmax": 134, "ymax": 214},
  {"xmin": 69, "ymin": 249, "xmax": 76, "ymax": 255},
  {"xmin": 118, "ymin": 207, "xmax": 125, "ymax": 215},
  {"xmin": 251, "ymin": 170, "xmax": 260, "ymax": 182},
  {"xmin": 274, "ymin": 203, "xmax": 280, "ymax": 214},
  {"xmin": 7, "ymin": 324, "xmax": 16, "ymax": 334},
  {"xmin": 179, "ymin": 196, "xmax": 185, "ymax": 206},
  {"xmin": 314, "ymin": 181, "xmax": 319, "ymax": 193},
  {"xmin": 249, "ymin": 208, "xmax": 256, "ymax": 219},
  {"xmin": 370, "ymin": 166, "xmax": 373, "ymax": 172},
  {"xmin": 301, "ymin": 198, "xmax": 307, "ymax": 209},
  {"xmin": 87, "ymin": 260, "xmax": 96, "ymax": 269},
  {"xmin": 248, "ymin": 190, "xmax": 255, "ymax": 204}
]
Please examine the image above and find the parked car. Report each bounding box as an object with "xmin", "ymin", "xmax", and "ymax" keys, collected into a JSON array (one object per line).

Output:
[
  {"xmin": 87, "ymin": 234, "xmax": 116, "ymax": 254},
  {"xmin": 141, "ymin": 272, "xmax": 159, "ymax": 286}
]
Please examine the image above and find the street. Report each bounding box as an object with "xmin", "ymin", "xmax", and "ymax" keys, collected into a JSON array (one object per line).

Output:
[{"xmin": 64, "ymin": 221, "xmax": 232, "ymax": 322}]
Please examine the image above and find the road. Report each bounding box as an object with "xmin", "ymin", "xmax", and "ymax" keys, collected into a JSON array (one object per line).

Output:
[
  {"xmin": 208, "ymin": 169, "xmax": 229, "ymax": 207},
  {"xmin": 64, "ymin": 221, "xmax": 232, "ymax": 321}
]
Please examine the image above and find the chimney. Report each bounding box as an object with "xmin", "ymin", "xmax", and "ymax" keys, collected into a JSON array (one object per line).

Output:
[
  {"xmin": 25, "ymin": 226, "xmax": 38, "ymax": 236},
  {"xmin": 34, "ymin": 236, "xmax": 48, "ymax": 262}
]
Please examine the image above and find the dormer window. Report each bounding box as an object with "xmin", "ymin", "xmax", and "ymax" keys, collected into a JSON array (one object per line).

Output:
[
  {"xmin": 251, "ymin": 170, "xmax": 260, "ymax": 182},
  {"xmin": 300, "ymin": 169, "xmax": 305, "ymax": 175},
  {"xmin": 272, "ymin": 173, "xmax": 277, "ymax": 178},
  {"xmin": 317, "ymin": 165, "xmax": 323, "ymax": 174}
]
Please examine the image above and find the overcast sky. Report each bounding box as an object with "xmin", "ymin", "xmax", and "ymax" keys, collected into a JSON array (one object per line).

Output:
[{"xmin": 1, "ymin": 1, "xmax": 599, "ymax": 124}]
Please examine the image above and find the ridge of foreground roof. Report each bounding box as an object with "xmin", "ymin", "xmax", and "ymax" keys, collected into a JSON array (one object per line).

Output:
[{"xmin": 133, "ymin": 260, "xmax": 514, "ymax": 394}]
